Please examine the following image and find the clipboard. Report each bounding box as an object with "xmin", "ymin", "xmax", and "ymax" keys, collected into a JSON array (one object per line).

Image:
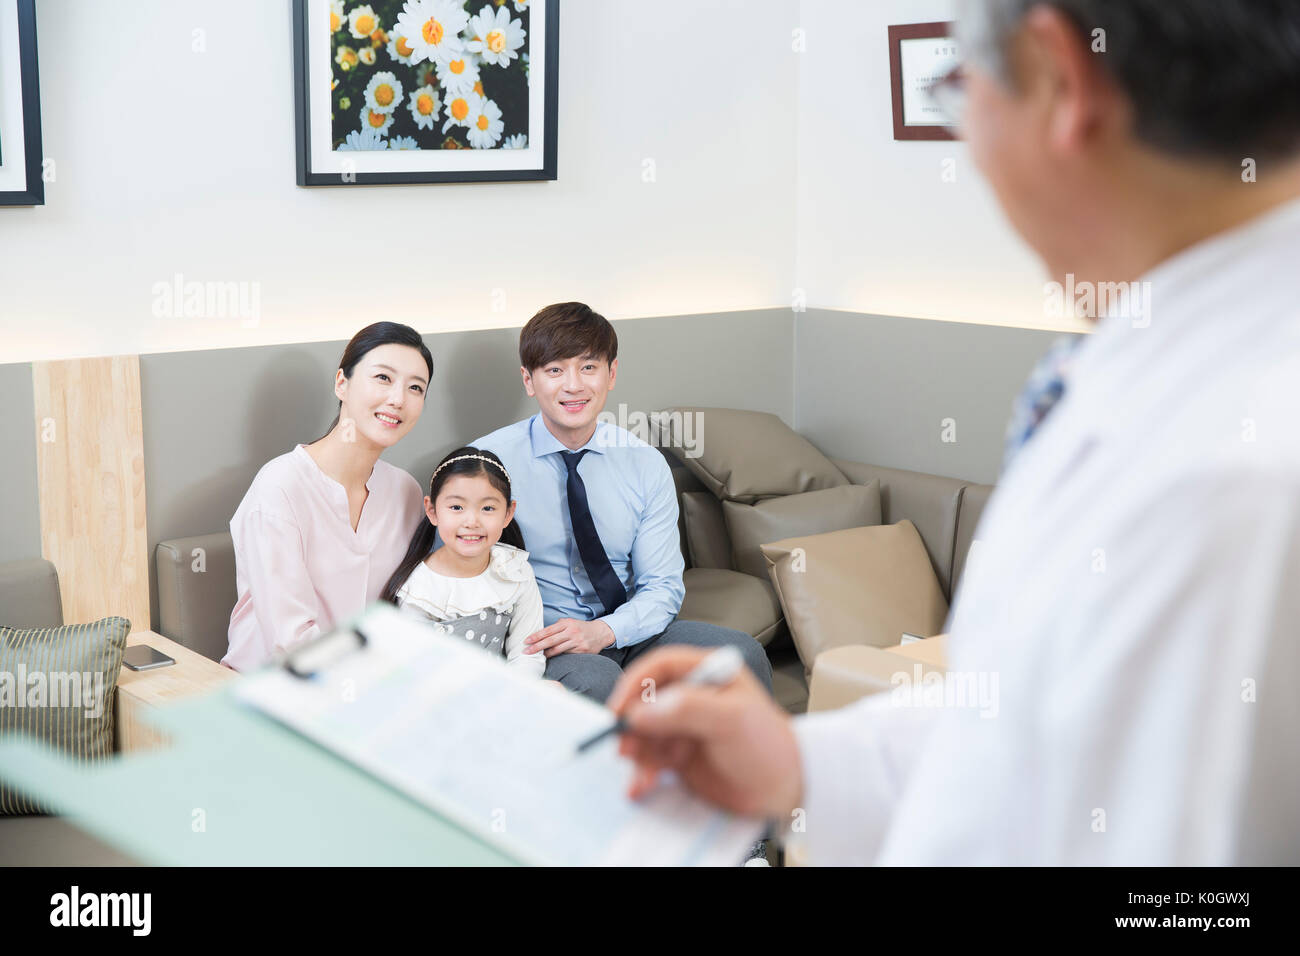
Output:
[{"xmin": 234, "ymin": 602, "xmax": 764, "ymax": 867}]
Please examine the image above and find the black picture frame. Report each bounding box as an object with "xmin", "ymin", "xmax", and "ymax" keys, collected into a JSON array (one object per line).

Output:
[
  {"xmin": 0, "ymin": 0, "xmax": 45, "ymax": 206},
  {"xmin": 292, "ymin": 0, "xmax": 559, "ymax": 186}
]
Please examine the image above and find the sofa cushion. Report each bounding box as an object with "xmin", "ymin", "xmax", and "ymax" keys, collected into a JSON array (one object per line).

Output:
[
  {"xmin": 831, "ymin": 459, "xmax": 968, "ymax": 600},
  {"xmin": 0, "ymin": 616, "xmax": 130, "ymax": 814},
  {"xmin": 678, "ymin": 567, "xmax": 784, "ymax": 646},
  {"xmin": 155, "ymin": 532, "xmax": 238, "ymax": 663},
  {"xmin": 681, "ymin": 492, "xmax": 733, "ymax": 570},
  {"xmin": 663, "ymin": 407, "xmax": 847, "ymax": 503},
  {"xmin": 669, "ymin": 463, "xmax": 710, "ymax": 566},
  {"xmin": 722, "ymin": 481, "xmax": 882, "ymax": 579},
  {"xmin": 0, "ymin": 559, "xmax": 63, "ymax": 629},
  {"xmin": 761, "ymin": 521, "xmax": 948, "ymax": 671},
  {"xmin": 952, "ymin": 483, "xmax": 994, "ymax": 598}
]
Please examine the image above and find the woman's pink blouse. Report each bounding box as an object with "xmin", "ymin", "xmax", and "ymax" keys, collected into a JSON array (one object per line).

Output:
[{"xmin": 222, "ymin": 444, "xmax": 425, "ymax": 672}]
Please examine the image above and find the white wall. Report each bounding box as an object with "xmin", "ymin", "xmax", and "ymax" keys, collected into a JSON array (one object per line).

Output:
[
  {"xmin": 0, "ymin": 0, "xmax": 800, "ymax": 362},
  {"xmin": 794, "ymin": 0, "xmax": 1084, "ymax": 332}
]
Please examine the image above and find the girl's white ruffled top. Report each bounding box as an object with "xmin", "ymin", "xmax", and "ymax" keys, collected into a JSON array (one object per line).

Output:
[{"xmin": 394, "ymin": 543, "xmax": 546, "ymax": 677}]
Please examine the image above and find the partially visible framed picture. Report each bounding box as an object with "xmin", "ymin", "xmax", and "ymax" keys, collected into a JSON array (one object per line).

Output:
[
  {"xmin": 293, "ymin": 0, "xmax": 558, "ymax": 186},
  {"xmin": 0, "ymin": 0, "xmax": 44, "ymax": 206},
  {"xmin": 888, "ymin": 21, "xmax": 959, "ymax": 142}
]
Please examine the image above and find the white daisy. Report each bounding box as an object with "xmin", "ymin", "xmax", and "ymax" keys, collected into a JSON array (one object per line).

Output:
[
  {"xmin": 512, "ymin": 0, "xmax": 530, "ymax": 12},
  {"xmin": 348, "ymin": 5, "xmax": 380, "ymax": 40},
  {"xmin": 502, "ymin": 133, "xmax": 527, "ymax": 149},
  {"xmin": 435, "ymin": 52, "xmax": 481, "ymax": 96},
  {"xmin": 464, "ymin": 5, "xmax": 526, "ymax": 67},
  {"xmin": 338, "ymin": 127, "xmax": 387, "ymax": 151},
  {"xmin": 364, "ymin": 72, "xmax": 404, "ymax": 113},
  {"xmin": 441, "ymin": 90, "xmax": 478, "ymax": 133},
  {"xmin": 358, "ymin": 102, "xmax": 395, "ymax": 136},
  {"xmin": 335, "ymin": 45, "xmax": 360, "ymax": 71},
  {"xmin": 389, "ymin": 135, "xmax": 420, "ymax": 150},
  {"xmin": 358, "ymin": 46, "xmax": 376, "ymax": 65},
  {"xmin": 329, "ymin": 0, "xmax": 345, "ymax": 34},
  {"xmin": 394, "ymin": 0, "xmax": 469, "ymax": 66},
  {"xmin": 408, "ymin": 84, "xmax": 441, "ymax": 130},
  {"xmin": 387, "ymin": 30, "xmax": 418, "ymax": 65},
  {"xmin": 466, "ymin": 96, "xmax": 504, "ymax": 149}
]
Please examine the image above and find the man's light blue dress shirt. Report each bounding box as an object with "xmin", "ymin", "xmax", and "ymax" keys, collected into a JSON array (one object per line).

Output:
[{"xmin": 474, "ymin": 415, "xmax": 685, "ymax": 648}]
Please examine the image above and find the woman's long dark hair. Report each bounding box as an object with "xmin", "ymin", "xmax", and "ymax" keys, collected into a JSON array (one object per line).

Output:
[
  {"xmin": 318, "ymin": 322, "xmax": 435, "ymax": 441},
  {"xmin": 381, "ymin": 446, "xmax": 526, "ymax": 604}
]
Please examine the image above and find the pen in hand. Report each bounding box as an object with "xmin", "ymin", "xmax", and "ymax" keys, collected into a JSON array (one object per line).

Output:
[{"xmin": 574, "ymin": 645, "xmax": 746, "ymax": 754}]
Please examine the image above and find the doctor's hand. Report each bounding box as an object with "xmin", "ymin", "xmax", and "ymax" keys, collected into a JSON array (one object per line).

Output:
[
  {"xmin": 607, "ymin": 647, "xmax": 804, "ymax": 820},
  {"xmin": 524, "ymin": 618, "xmax": 615, "ymax": 657}
]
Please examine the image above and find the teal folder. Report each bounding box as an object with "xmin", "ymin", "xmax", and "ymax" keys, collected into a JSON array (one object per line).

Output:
[{"xmin": 0, "ymin": 685, "xmax": 516, "ymax": 866}]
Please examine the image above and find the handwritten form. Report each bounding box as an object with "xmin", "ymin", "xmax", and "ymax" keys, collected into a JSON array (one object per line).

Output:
[{"xmin": 234, "ymin": 603, "xmax": 763, "ymax": 866}]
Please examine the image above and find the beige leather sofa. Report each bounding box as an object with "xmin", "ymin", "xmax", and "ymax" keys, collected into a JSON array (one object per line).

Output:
[
  {"xmin": 664, "ymin": 450, "xmax": 991, "ymax": 712},
  {"xmin": 150, "ymin": 452, "xmax": 991, "ymax": 714},
  {"xmin": 0, "ymin": 559, "xmax": 139, "ymax": 865}
]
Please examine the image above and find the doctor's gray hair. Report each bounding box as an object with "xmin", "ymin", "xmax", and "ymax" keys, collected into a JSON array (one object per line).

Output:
[{"xmin": 957, "ymin": 0, "xmax": 1300, "ymax": 162}]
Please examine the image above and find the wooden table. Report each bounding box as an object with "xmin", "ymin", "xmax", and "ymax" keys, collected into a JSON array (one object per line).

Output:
[{"xmin": 116, "ymin": 630, "xmax": 237, "ymax": 752}]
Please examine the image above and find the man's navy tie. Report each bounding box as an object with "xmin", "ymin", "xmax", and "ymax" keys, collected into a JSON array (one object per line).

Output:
[{"xmin": 562, "ymin": 450, "xmax": 627, "ymax": 615}]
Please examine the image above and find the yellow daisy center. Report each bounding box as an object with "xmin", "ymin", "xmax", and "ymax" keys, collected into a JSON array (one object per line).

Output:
[
  {"xmin": 330, "ymin": 12, "xmax": 340, "ymax": 32},
  {"xmin": 473, "ymin": 80, "xmax": 484, "ymax": 95},
  {"xmin": 367, "ymin": 109, "xmax": 387, "ymax": 128},
  {"xmin": 451, "ymin": 97, "xmax": 469, "ymax": 121},
  {"xmin": 396, "ymin": 36, "xmax": 413, "ymax": 57},
  {"xmin": 449, "ymin": 59, "xmax": 466, "ymax": 74},
  {"xmin": 375, "ymin": 84, "xmax": 394, "ymax": 106},
  {"xmin": 486, "ymin": 30, "xmax": 506, "ymax": 54},
  {"xmin": 422, "ymin": 18, "xmax": 443, "ymax": 44},
  {"xmin": 355, "ymin": 13, "xmax": 374, "ymax": 34},
  {"xmin": 342, "ymin": 49, "xmax": 358, "ymax": 65},
  {"xmin": 476, "ymin": 114, "xmax": 489, "ymax": 130},
  {"xmin": 417, "ymin": 93, "xmax": 435, "ymax": 115}
]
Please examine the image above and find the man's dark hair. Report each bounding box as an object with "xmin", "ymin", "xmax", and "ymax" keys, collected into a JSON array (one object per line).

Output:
[
  {"xmin": 962, "ymin": 0, "xmax": 1300, "ymax": 162},
  {"xmin": 518, "ymin": 302, "xmax": 618, "ymax": 372}
]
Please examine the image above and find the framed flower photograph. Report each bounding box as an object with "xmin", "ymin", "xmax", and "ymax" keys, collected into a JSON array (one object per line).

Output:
[
  {"xmin": 293, "ymin": 0, "xmax": 558, "ymax": 186},
  {"xmin": 0, "ymin": 0, "xmax": 44, "ymax": 206}
]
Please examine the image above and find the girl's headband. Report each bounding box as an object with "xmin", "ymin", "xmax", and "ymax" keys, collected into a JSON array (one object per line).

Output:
[{"xmin": 432, "ymin": 454, "xmax": 510, "ymax": 483}]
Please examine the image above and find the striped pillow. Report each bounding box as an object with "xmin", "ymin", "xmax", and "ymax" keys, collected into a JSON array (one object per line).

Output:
[{"xmin": 0, "ymin": 616, "xmax": 130, "ymax": 814}]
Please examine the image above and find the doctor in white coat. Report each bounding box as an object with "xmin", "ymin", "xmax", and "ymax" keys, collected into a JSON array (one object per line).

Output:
[{"xmin": 608, "ymin": 0, "xmax": 1300, "ymax": 865}]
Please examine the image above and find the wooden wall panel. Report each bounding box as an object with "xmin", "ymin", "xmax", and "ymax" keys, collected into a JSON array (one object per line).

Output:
[{"xmin": 32, "ymin": 356, "xmax": 150, "ymax": 631}]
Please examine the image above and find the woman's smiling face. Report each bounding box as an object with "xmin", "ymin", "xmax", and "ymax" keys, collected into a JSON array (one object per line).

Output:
[{"xmin": 335, "ymin": 343, "xmax": 429, "ymax": 448}]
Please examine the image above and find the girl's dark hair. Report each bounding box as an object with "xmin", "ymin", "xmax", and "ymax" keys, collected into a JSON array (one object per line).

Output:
[
  {"xmin": 320, "ymin": 322, "xmax": 435, "ymax": 439},
  {"xmin": 381, "ymin": 446, "xmax": 525, "ymax": 604}
]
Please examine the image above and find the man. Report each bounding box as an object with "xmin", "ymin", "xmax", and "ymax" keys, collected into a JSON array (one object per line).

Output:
[
  {"xmin": 475, "ymin": 302, "xmax": 773, "ymax": 704},
  {"xmin": 608, "ymin": 0, "xmax": 1300, "ymax": 864}
]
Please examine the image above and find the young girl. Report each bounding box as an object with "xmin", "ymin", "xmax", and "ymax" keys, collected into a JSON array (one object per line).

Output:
[{"xmin": 382, "ymin": 446, "xmax": 546, "ymax": 678}]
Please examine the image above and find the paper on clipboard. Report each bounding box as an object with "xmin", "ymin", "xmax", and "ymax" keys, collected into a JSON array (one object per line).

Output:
[{"xmin": 233, "ymin": 603, "xmax": 764, "ymax": 866}]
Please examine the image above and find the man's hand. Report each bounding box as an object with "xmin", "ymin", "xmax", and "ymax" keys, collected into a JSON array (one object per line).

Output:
[
  {"xmin": 607, "ymin": 647, "xmax": 804, "ymax": 820},
  {"xmin": 524, "ymin": 618, "xmax": 616, "ymax": 657}
]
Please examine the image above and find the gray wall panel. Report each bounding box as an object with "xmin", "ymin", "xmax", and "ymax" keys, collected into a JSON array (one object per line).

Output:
[
  {"xmin": 0, "ymin": 363, "xmax": 40, "ymax": 565},
  {"xmin": 140, "ymin": 309, "xmax": 794, "ymax": 628},
  {"xmin": 795, "ymin": 309, "xmax": 1075, "ymax": 485}
]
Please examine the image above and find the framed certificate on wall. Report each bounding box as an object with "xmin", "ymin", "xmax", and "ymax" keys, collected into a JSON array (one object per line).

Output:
[{"xmin": 888, "ymin": 21, "xmax": 960, "ymax": 142}]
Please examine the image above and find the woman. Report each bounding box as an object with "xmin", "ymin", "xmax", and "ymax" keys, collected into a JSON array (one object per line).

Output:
[{"xmin": 222, "ymin": 322, "xmax": 434, "ymax": 671}]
